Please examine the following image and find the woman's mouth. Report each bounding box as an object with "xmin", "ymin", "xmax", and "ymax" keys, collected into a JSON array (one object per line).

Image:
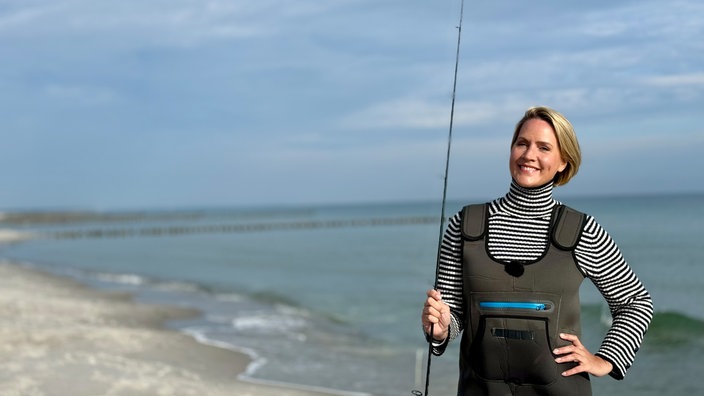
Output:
[{"xmin": 519, "ymin": 165, "xmax": 539, "ymax": 173}]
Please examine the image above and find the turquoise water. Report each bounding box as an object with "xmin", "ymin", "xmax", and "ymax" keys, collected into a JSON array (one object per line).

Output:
[{"xmin": 1, "ymin": 193, "xmax": 702, "ymax": 395}]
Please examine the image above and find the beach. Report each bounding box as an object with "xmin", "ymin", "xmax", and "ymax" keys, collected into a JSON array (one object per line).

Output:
[
  {"xmin": 0, "ymin": 261, "xmax": 352, "ymax": 396},
  {"xmin": 1, "ymin": 195, "xmax": 703, "ymax": 395}
]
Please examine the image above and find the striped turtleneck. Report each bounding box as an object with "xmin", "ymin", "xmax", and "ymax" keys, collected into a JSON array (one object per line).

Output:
[
  {"xmin": 486, "ymin": 180, "xmax": 559, "ymax": 262},
  {"xmin": 433, "ymin": 181, "xmax": 653, "ymax": 380},
  {"xmin": 496, "ymin": 179, "xmax": 557, "ymax": 217}
]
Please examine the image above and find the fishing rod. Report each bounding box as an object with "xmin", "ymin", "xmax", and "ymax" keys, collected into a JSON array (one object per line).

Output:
[{"xmin": 413, "ymin": 0, "xmax": 465, "ymax": 395}]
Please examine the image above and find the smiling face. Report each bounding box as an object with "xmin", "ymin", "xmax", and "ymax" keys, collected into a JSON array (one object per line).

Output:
[{"xmin": 510, "ymin": 118, "xmax": 567, "ymax": 188}]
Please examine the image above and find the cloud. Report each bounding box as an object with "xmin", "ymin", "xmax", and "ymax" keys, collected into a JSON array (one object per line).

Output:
[
  {"xmin": 339, "ymin": 98, "xmax": 500, "ymax": 130},
  {"xmin": 338, "ymin": 85, "xmax": 651, "ymax": 134},
  {"xmin": 641, "ymin": 73, "xmax": 704, "ymax": 87},
  {"xmin": 0, "ymin": 1, "xmax": 346, "ymax": 47},
  {"xmin": 0, "ymin": 3, "xmax": 58, "ymax": 31},
  {"xmin": 584, "ymin": 131, "xmax": 704, "ymax": 155}
]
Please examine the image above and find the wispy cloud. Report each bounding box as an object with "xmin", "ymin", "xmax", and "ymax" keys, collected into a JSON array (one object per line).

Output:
[
  {"xmin": 0, "ymin": 1, "xmax": 345, "ymax": 45},
  {"xmin": 642, "ymin": 73, "xmax": 704, "ymax": 87},
  {"xmin": 340, "ymin": 98, "xmax": 501, "ymax": 130}
]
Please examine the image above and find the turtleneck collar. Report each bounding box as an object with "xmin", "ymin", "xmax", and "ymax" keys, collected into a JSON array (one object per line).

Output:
[{"xmin": 497, "ymin": 179, "xmax": 557, "ymax": 218}]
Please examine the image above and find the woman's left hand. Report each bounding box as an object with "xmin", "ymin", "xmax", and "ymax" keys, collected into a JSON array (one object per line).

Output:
[{"xmin": 553, "ymin": 333, "xmax": 613, "ymax": 377}]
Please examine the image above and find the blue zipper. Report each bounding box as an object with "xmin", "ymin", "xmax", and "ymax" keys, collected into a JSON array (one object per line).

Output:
[{"xmin": 480, "ymin": 301, "xmax": 550, "ymax": 311}]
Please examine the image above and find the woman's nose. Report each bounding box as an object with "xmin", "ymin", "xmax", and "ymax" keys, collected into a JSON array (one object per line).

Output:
[{"xmin": 521, "ymin": 145, "xmax": 537, "ymax": 160}]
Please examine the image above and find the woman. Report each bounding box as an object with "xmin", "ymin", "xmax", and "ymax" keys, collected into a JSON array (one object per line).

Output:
[{"xmin": 422, "ymin": 106, "xmax": 653, "ymax": 395}]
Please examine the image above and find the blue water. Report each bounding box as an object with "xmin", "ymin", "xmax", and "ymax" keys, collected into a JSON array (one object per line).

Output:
[{"xmin": 1, "ymin": 193, "xmax": 702, "ymax": 396}]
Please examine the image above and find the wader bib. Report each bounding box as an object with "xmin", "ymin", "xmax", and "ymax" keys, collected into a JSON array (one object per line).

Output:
[{"xmin": 458, "ymin": 203, "xmax": 591, "ymax": 396}]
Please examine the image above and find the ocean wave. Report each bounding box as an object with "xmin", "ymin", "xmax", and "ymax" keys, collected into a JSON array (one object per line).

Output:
[
  {"xmin": 182, "ymin": 325, "xmax": 373, "ymax": 396},
  {"xmin": 213, "ymin": 292, "xmax": 245, "ymax": 303},
  {"xmin": 231, "ymin": 311, "xmax": 308, "ymax": 342},
  {"xmin": 248, "ymin": 290, "xmax": 349, "ymax": 325},
  {"xmin": 249, "ymin": 290, "xmax": 304, "ymax": 307},
  {"xmin": 181, "ymin": 326, "xmax": 266, "ymax": 377},
  {"xmin": 581, "ymin": 303, "xmax": 704, "ymax": 347},
  {"xmin": 645, "ymin": 311, "xmax": 704, "ymax": 347},
  {"xmin": 232, "ymin": 313, "xmax": 306, "ymax": 332},
  {"xmin": 92, "ymin": 272, "xmax": 146, "ymax": 285},
  {"xmin": 84, "ymin": 269, "xmax": 206, "ymax": 293}
]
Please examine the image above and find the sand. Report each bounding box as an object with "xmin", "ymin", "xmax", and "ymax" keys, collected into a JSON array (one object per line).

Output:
[{"xmin": 0, "ymin": 261, "xmax": 363, "ymax": 396}]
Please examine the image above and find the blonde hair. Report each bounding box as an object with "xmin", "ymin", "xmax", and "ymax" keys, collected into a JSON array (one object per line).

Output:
[{"xmin": 511, "ymin": 106, "xmax": 581, "ymax": 186}]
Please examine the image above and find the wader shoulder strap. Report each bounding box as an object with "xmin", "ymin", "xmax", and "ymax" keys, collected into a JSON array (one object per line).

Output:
[
  {"xmin": 461, "ymin": 203, "xmax": 586, "ymax": 249},
  {"xmin": 551, "ymin": 205, "xmax": 586, "ymax": 250},
  {"xmin": 461, "ymin": 203, "xmax": 487, "ymax": 241}
]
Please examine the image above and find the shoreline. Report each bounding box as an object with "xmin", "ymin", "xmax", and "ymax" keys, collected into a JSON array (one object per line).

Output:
[{"xmin": 0, "ymin": 260, "xmax": 367, "ymax": 396}]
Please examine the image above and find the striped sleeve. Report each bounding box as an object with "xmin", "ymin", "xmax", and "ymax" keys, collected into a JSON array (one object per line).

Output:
[
  {"xmin": 431, "ymin": 211, "xmax": 465, "ymax": 355},
  {"xmin": 575, "ymin": 215, "xmax": 654, "ymax": 379}
]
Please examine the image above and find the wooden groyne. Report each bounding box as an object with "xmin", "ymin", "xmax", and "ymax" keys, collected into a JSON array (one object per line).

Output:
[{"xmin": 45, "ymin": 216, "xmax": 440, "ymax": 240}]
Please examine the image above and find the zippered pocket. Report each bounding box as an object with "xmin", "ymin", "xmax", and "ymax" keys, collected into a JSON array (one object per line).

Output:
[
  {"xmin": 479, "ymin": 301, "xmax": 553, "ymax": 311},
  {"xmin": 471, "ymin": 316, "xmax": 559, "ymax": 384},
  {"xmin": 467, "ymin": 294, "xmax": 564, "ymax": 384}
]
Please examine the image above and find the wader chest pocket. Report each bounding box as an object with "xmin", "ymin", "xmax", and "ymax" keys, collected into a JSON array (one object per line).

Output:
[
  {"xmin": 470, "ymin": 299, "xmax": 560, "ymax": 385},
  {"xmin": 479, "ymin": 301, "xmax": 553, "ymax": 311}
]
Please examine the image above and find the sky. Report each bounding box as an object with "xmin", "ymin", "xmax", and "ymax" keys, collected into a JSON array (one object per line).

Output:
[{"xmin": 1, "ymin": 0, "xmax": 703, "ymax": 210}]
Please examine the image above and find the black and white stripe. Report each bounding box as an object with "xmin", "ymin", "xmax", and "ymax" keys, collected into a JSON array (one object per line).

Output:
[{"xmin": 434, "ymin": 181, "xmax": 653, "ymax": 380}]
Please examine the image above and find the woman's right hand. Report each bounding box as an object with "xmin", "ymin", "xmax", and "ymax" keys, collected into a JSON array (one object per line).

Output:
[{"xmin": 422, "ymin": 289, "xmax": 451, "ymax": 342}]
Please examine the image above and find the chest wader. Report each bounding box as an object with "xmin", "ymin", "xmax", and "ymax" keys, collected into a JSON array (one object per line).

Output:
[{"xmin": 458, "ymin": 204, "xmax": 592, "ymax": 396}]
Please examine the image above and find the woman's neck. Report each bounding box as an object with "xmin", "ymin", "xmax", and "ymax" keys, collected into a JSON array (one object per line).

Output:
[{"xmin": 499, "ymin": 180, "xmax": 557, "ymax": 217}]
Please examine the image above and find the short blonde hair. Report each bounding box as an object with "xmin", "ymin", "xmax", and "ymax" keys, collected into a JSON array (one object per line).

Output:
[{"xmin": 511, "ymin": 106, "xmax": 581, "ymax": 186}]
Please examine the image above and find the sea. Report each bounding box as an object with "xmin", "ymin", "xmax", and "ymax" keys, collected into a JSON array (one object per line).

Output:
[{"xmin": 1, "ymin": 193, "xmax": 702, "ymax": 396}]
